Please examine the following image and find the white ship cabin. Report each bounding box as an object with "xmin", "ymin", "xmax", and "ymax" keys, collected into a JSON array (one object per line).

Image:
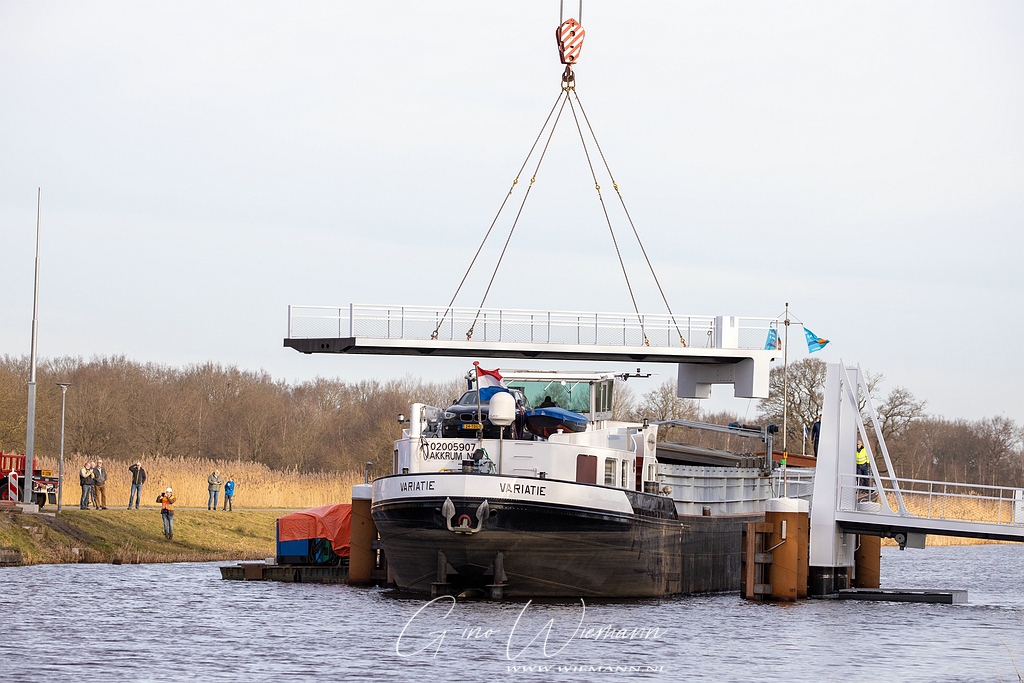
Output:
[{"xmin": 393, "ymin": 370, "xmax": 662, "ymax": 494}]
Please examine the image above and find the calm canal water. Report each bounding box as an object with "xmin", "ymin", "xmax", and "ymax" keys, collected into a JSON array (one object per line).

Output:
[{"xmin": 1, "ymin": 544, "xmax": 1022, "ymax": 682}]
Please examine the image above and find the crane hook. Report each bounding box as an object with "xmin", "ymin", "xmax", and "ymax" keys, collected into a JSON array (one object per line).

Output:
[{"xmin": 556, "ymin": 18, "xmax": 584, "ymax": 66}]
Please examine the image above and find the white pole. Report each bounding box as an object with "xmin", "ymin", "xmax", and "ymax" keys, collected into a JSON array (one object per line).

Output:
[
  {"xmin": 782, "ymin": 302, "xmax": 789, "ymax": 455},
  {"xmin": 475, "ymin": 365, "xmax": 483, "ymax": 445},
  {"xmin": 57, "ymin": 382, "xmax": 70, "ymax": 512},
  {"xmin": 23, "ymin": 188, "xmax": 41, "ymax": 505}
]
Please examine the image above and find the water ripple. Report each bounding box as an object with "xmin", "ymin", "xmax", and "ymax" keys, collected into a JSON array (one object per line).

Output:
[{"xmin": 0, "ymin": 545, "xmax": 1022, "ymax": 682}]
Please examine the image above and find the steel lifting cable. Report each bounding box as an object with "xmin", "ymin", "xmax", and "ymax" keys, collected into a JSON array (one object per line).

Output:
[
  {"xmin": 571, "ymin": 90, "xmax": 689, "ymax": 347},
  {"xmin": 565, "ymin": 90, "xmax": 649, "ymax": 345},
  {"xmin": 465, "ymin": 91, "xmax": 572, "ymax": 340},
  {"xmin": 431, "ymin": 90, "xmax": 569, "ymax": 341},
  {"xmin": 558, "ymin": 0, "xmax": 583, "ymax": 25}
]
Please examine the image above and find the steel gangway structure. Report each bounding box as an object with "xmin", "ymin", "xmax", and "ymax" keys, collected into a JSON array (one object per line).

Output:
[
  {"xmin": 285, "ymin": 303, "xmax": 781, "ymax": 398},
  {"xmin": 809, "ymin": 362, "xmax": 1024, "ymax": 592}
]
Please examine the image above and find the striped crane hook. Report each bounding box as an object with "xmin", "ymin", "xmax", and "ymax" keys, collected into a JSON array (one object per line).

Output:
[{"xmin": 556, "ymin": 17, "xmax": 584, "ymax": 90}]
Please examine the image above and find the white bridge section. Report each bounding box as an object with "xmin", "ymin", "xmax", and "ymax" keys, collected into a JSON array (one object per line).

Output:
[
  {"xmin": 285, "ymin": 303, "xmax": 780, "ymax": 398},
  {"xmin": 833, "ymin": 473, "xmax": 1024, "ymax": 543},
  {"xmin": 810, "ymin": 363, "xmax": 1024, "ymax": 572}
]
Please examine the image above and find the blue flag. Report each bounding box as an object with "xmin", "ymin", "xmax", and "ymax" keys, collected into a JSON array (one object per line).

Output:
[
  {"xmin": 804, "ymin": 327, "xmax": 830, "ymax": 353},
  {"xmin": 764, "ymin": 328, "xmax": 780, "ymax": 351}
]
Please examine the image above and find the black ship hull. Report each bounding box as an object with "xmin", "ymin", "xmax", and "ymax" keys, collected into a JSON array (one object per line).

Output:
[{"xmin": 373, "ymin": 475, "xmax": 759, "ymax": 597}]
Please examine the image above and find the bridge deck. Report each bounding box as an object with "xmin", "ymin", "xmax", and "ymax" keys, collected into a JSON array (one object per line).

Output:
[
  {"xmin": 284, "ymin": 303, "xmax": 780, "ymax": 365},
  {"xmin": 836, "ymin": 510, "xmax": 1024, "ymax": 543},
  {"xmin": 283, "ymin": 335, "xmax": 775, "ymax": 364},
  {"xmin": 834, "ymin": 475, "xmax": 1024, "ymax": 543}
]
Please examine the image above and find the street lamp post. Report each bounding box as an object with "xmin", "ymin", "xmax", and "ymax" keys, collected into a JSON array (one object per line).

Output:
[{"xmin": 56, "ymin": 382, "xmax": 71, "ymax": 512}]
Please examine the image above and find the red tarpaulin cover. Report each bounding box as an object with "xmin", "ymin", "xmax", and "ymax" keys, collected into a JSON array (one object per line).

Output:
[{"xmin": 276, "ymin": 504, "xmax": 351, "ymax": 557}]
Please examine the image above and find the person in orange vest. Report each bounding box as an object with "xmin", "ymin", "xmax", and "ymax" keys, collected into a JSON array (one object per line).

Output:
[{"xmin": 157, "ymin": 487, "xmax": 176, "ymax": 540}]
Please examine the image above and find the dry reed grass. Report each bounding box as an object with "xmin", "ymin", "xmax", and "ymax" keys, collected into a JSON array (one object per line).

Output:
[
  {"xmin": 884, "ymin": 491, "xmax": 1020, "ymax": 525},
  {"xmin": 896, "ymin": 491, "xmax": 1018, "ymax": 525},
  {"xmin": 36, "ymin": 454, "xmax": 362, "ymax": 509}
]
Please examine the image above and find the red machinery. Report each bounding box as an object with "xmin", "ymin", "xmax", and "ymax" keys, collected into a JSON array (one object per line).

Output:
[{"xmin": 0, "ymin": 453, "xmax": 59, "ymax": 508}]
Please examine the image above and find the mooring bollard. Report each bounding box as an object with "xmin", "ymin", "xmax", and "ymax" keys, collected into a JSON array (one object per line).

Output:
[{"xmin": 764, "ymin": 497, "xmax": 809, "ymax": 602}]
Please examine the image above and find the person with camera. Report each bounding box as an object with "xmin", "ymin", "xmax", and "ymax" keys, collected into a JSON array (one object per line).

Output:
[{"xmin": 157, "ymin": 487, "xmax": 176, "ymax": 540}]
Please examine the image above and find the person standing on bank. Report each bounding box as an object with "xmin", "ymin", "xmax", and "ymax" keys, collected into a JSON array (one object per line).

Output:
[
  {"xmin": 93, "ymin": 459, "xmax": 108, "ymax": 509},
  {"xmin": 157, "ymin": 487, "xmax": 175, "ymax": 540},
  {"xmin": 222, "ymin": 476, "xmax": 235, "ymax": 511},
  {"xmin": 856, "ymin": 440, "xmax": 871, "ymax": 499},
  {"xmin": 128, "ymin": 461, "xmax": 147, "ymax": 509},
  {"xmin": 207, "ymin": 470, "xmax": 223, "ymax": 510},
  {"xmin": 79, "ymin": 461, "xmax": 95, "ymax": 510}
]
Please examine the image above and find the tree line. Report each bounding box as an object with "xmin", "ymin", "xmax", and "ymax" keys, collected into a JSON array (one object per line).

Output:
[
  {"xmin": 757, "ymin": 358, "xmax": 1023, "ymax": 487},
  {"xmin": 2, "ymin": 354, "xmax": 1021, "ymax": 487},
  {"xmin": 0, "ymin": 355, "xmax": 462, "ymax": 475}
]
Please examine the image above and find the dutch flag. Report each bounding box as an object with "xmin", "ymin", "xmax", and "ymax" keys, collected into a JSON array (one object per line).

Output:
[{"xmin": 474, "ymin": 362, "xmax": 510, "ymax": 401}]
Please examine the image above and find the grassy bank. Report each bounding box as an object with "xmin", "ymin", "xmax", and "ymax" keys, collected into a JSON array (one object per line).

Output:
[{"xmin": 1, "ymin": 508, "xmax": 287, "ymax": 565}]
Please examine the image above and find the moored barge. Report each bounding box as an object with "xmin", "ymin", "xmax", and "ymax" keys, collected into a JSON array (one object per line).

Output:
[{"xmin": 372, "ymin": 368, "xmax": 801, "ymax": 598}]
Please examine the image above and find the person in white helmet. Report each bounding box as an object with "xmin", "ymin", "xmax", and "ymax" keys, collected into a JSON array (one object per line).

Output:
[{"xmin": 157, "ymin": 487, "xmax": 176, "ymax": 540}]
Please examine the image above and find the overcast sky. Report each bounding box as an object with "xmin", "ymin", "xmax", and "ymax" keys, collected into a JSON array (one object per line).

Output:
[{"xmin": 2, "ymin": 1, "xmax": 1022, "ymax": 422}]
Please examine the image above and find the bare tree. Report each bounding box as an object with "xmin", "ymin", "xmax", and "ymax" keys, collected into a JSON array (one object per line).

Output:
[
  {"xmin": 631, "ymin": 379, "xmax": 700, "ymax": 441},
  {"xmin": 0, "ymin": 355, "xmax": 30, "ymax": 451},
  {"xmin": 876, "ymin": 386, "xmax": 927, "ymax": 440},
  {"xmin": 759, "ymin": 359, "xmax": 891, "ymax": 451},
  {"xmin": 611, "ymin": 380, "xmax": 637, "ymax": 421},
  {"xmin": 758, "ymin": 358, "xmax": 828, "ymax": 447}
]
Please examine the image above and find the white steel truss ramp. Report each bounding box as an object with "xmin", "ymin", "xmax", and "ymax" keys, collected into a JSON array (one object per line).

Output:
[{"xmin": 810, "ymin": 363, "xmax": 1024, "ymax": 576}]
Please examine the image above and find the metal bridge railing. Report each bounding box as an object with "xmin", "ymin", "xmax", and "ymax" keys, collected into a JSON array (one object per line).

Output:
[
  {"xmin": 838, "ymin": 473, "xmax": 1024, "ymax": 527},
  {"xmin": 287, "ymin": 304, "xmax": 777, "ymax": 351}
]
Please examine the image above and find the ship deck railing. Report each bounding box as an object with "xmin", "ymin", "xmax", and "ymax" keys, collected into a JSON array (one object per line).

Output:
[{"xmin": 287, "ymin": 303, "xmax": 776, "ymax": 350}]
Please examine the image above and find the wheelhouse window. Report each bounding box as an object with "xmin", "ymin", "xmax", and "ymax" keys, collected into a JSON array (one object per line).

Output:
[
  {"xmin": 604, "ymin": 459, "xmax": 616, "ymax": 486},
  {"xmin": 507, "ymin": 380, "xmax": 591, "ymax": 415},
  {"xmin": 593, "ymin": 380, "xmax": 614, "ymax": 420}
]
